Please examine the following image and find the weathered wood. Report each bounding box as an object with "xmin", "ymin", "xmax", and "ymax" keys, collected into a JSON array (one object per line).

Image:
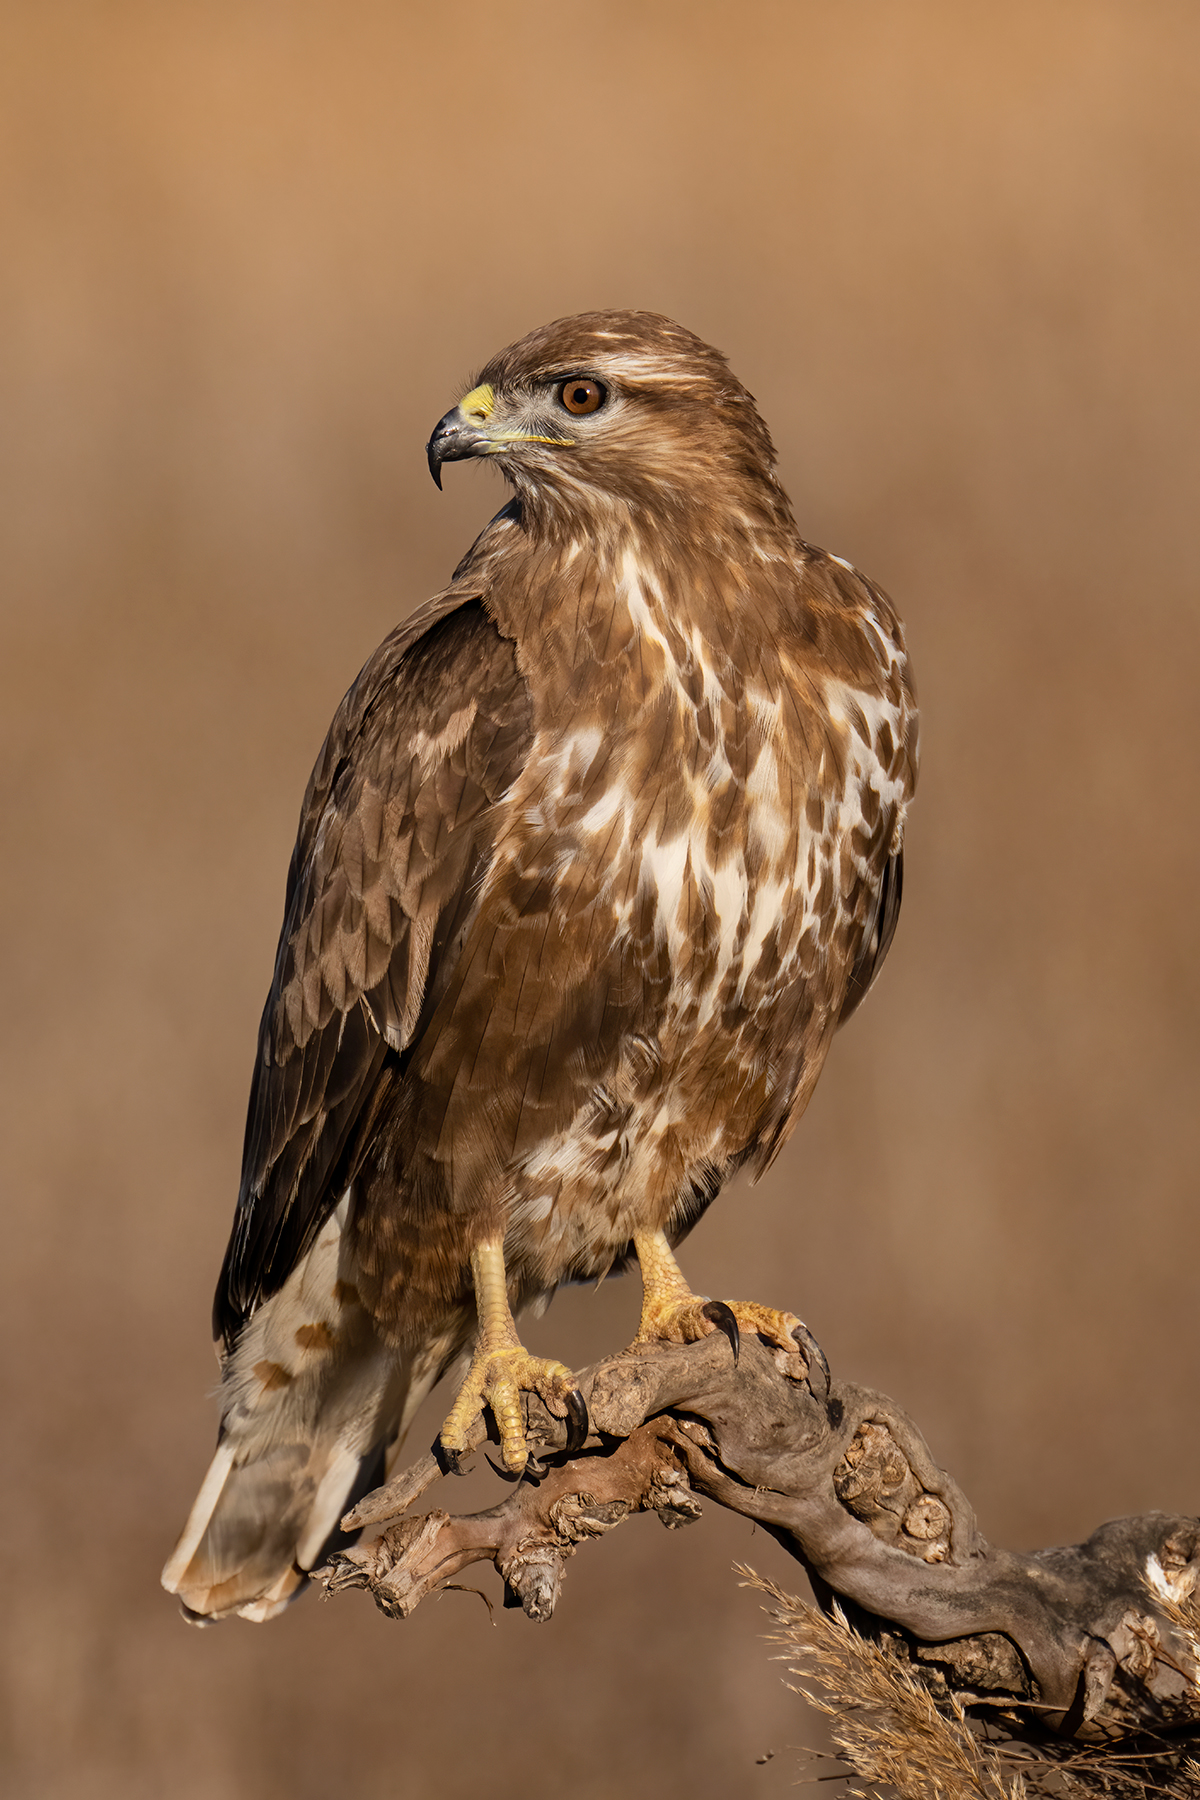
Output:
[{"xmin": 322, "ymin": 1324, "xmax": 1200, "ymax": 1758}]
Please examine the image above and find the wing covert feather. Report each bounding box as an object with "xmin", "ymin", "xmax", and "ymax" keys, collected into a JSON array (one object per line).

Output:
[{"xmin": 214, "ymin": 595, "xmax": 533, "ymax": 1344}]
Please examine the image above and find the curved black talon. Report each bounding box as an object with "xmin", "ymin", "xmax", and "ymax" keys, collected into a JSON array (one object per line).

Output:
[
  {"xmin": 703, "ymin": 1300, "xmax": 741, "ymax": 1366},
  {"xmin": 437, "ymin": 1440, "xmax": 471, "ymax": 1477},
  {"xmin": 793, "ymin": 1321, "xmax": 830, "ymax": 1399},
  {"xmin": 564, "ymin": 1387, "xmax": 589, "ymax": 1455},
  {"xmin": 482, "ymin": 1447, "xmax": 528, "ymax": 1476}
]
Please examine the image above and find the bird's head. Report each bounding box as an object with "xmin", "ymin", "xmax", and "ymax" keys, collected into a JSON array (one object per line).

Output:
[{"xmin": 426, "ymin": 310, "xmax": 792, "ymax": 539}]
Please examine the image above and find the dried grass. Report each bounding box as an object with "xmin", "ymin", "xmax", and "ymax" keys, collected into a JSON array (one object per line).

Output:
[
  {"xmin": 738, "ymin": 1566, "xmax": 1200, "ymax": 1800},
  {"xmin": 738, "ymin": 1564, "xmax": 1021, "ymax": 1799}
]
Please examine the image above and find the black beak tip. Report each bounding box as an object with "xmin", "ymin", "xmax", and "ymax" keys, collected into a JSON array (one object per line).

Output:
[{"xmin": 426, "ymin": 442, "xmax": 443, "ymax": 489}]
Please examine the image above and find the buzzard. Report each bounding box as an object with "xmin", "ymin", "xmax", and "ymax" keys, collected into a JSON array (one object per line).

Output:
[{"xmin": 163, "ymin": 311, "xmax": 918, "ymax": 1622}]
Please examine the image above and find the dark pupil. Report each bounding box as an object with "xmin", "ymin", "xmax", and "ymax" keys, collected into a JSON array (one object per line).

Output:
[{"xmin": 570, "ymin": 385, "xmax": 590, "ymax": 406}]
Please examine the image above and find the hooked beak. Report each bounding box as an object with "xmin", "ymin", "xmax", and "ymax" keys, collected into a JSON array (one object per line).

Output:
[
  {"xmin": 425, "ymin": 381, "xmax": 575, "ymax": 488},
  {"xmin": 425, "ymin": 405, "xmax": 486, "ymax": 490}
]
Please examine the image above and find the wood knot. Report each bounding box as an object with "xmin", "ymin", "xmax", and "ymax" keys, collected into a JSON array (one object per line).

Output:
[
  {"xmin": 498, "ymin": 1539, "xmax": 566, "ymax": 1622},
  {"xmin": 646, "ymin": 1463, "xmax": 704, "ymax": 1529},
  {"xmin": 901, "ymin": 1494, "xmax": 952, "ymax": 1562},
  {"xmin": 833, "ymin": 1421, "xmax": 951, "ymax": 1561},
  {"xmin": 548, "ymin": 1492, "xmax": 632, "ymax": 1543},
  {"xmin": 499, "ymin": 1494, "xmax": 634, "ymax": 1620}
]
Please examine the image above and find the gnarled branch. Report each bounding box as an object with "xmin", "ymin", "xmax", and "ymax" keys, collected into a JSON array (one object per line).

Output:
[{"xmin": 322, "ymin": 1323, "xmax": 1200, "ymax": 1767}]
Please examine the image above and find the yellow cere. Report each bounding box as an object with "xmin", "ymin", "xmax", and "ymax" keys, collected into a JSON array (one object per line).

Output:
[
  {"xmin": 458, "ymin": 379, "xmax": 574, "ymax": 451},
  {"xmin": 459, "ymin": 383, "xmax": 495, "ymax": 422}
]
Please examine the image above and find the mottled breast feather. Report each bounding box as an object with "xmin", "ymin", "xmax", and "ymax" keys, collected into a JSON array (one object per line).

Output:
[{"xmin": 344, "ymin": 513, "xmax": 916, "ymax": 1338}]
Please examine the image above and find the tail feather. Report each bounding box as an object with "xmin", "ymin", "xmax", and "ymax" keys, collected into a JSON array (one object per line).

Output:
[{"xmin": 162, "ymin": 1202, "xmax": 461, "ymax": 1623}]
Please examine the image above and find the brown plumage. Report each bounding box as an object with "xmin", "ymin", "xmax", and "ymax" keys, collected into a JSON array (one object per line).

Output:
[{"xmin": 163, "ymin": 310, "xmax": 918, "ymax": 1622}]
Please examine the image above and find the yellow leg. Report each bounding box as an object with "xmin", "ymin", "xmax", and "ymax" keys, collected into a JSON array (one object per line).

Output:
[
  {"xmin": 631, "ymin": 1228, "xmax": 804, "ymax": 1358},
  {"xmin": 439, "ymin": 1240, "xmax": 586, "ymax": 1474}
]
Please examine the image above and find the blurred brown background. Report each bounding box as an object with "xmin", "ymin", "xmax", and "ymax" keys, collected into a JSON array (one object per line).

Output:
[{"xmin": 2, "ymin": 2, "xmax": 1198, "ymax": 1795}]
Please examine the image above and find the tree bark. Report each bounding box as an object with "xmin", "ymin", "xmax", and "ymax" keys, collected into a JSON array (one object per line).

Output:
[{"xmin": 323, "ymin": 1324, "xmax": 1200, "ymax": 1760}]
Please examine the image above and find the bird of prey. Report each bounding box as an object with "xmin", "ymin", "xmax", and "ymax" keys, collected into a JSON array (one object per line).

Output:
[{"xmin": 162, "ymin": 310, "xmax": 918, "ymax": 1622}]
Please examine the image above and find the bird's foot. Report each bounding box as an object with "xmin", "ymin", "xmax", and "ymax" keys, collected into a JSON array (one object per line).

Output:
[
  {"xmin": 439, "ymin": 1342, "xmax": 587, "ymax": 1476},
  {"xmin": 721, "ymin": 1299, "xmax": 811, "ymax": 1360},
  {"xmin": 441, "ymin": 1238, "xmax": 588, "ymax": 1475},
  {"xmin": 630, "ymin": 1227, "xmax": 808, "ymax": 1368},
  {"xmin": 633, "ymin": 1293, "xmax": 807, "ymax": 1367}
]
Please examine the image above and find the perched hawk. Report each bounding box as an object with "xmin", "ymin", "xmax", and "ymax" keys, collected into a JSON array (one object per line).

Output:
[{"xmin": 163, "ymin": 311, "xmax": 918, "ymax": 1622}]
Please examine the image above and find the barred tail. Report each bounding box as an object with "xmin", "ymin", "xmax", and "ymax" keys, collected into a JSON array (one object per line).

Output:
[{"xmin": 161, "ymin": 1205, "xmax": 453, "ymax": 1623}]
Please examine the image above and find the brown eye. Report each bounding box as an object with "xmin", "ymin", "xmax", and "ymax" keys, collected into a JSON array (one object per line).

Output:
[{"xmin": 558, "ymin": 377, "xmax": 606, "ymax": 415}]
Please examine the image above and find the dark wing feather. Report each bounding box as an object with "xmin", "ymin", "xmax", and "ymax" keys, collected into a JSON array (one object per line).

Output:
[
  {"xmin": 838, "ymin": 847, "xmax": 904, "ymax": 1025},
  {"xmin": 213, "ymin": 594, "xmax": 533, "ymax": 1345}
]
